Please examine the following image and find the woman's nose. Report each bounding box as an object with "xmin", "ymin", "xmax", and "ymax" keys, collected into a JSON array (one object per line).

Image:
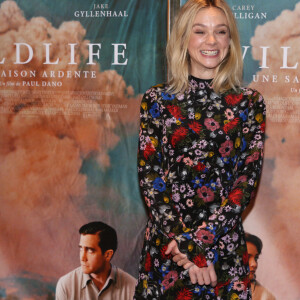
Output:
[{"xmin": 206, "ymin": 33, "xmax": 216, "ymax": 44}]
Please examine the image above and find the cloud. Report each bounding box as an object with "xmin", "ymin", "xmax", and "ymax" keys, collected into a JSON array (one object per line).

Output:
[
  {"xmin": 246, "ymin": 3, "xmax": 300, "ymax": 299},
  {"xmin": 0, "ymin": 0, "xmax": 141, "ymax": 281}
]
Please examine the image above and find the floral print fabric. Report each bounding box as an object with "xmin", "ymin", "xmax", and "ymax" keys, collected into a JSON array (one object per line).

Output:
[{"xmin": 134, "ymin": 76, "xmax": 266, "ymax": 300}]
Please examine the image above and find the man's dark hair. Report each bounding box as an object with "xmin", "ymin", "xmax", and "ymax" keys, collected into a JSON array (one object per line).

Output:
[
  {"xmin": 79, "ymin": 221, "xmax": 118, "ymax": 253},
  {"xmin": 245, "ymin": 232, "xmax": 263, "ymax": 255}
]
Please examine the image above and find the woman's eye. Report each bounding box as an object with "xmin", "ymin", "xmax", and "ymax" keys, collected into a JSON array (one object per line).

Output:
[
  {"xmin": 195, "ymin": 31, "xmax": 204, "ymax": 34},
  {"xmin": 218, "ymin": 30, "xmax": 227, "ymax": 35}
]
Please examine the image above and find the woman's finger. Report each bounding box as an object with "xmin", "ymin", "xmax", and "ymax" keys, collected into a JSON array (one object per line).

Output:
[
  {"xmin": 189, "ymin": 266, "xmax": 197, "ymax": 284},
  {"xmin": 202, "ymin": 267, "xmax": 211, "ymax": 285},
  {"xmin": 165, "ymin": 240, "xmax": 177, "ymax": 255},
  {"xmin": 208, "ymin": 264, "xmax": 218, "ymax": 287}
]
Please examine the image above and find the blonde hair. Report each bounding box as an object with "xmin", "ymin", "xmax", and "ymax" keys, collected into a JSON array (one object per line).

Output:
[{"xmin": 166, "ymin": 0, "xmax": 243, "ymax": 94}]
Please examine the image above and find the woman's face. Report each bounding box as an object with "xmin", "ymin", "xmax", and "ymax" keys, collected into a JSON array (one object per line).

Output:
[{"xmin": 187, "ymin": 7, "xmax": 230, "ymax": 79}]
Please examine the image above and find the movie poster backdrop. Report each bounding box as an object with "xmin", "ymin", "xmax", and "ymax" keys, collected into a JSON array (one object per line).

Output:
[{"xmin": 0, "ymin": 0, "xmax": 166, "ymax": 298}]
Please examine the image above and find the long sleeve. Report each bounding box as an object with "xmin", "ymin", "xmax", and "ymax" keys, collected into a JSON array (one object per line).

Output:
[
  {"xmin": 180, "ymin": 89, "xmax": 266, "ymax": 265},
  {"xmin": 138, "ymin": 87, "xmax": 188, "ymax": 237},
  {"xmin": 138, "ymin": 86, "xmax": 211, "ymax": 267}
]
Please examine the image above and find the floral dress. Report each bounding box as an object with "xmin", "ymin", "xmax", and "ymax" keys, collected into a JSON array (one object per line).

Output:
[{"xmin": 134, "ymin": 76, "xmax": 266, "ymax": 300}]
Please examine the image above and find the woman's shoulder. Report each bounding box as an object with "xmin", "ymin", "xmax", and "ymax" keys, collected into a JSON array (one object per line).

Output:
[
  {"xmin": 142, "ymin": 82, "xmax": 177, "ymax": 102},
  {"xmin": 144, "ymin": 82, "xmax": 169, "ymax": 95},
  {"xmin": 225, "ymin": 86, "xmax": 265, "ymax": 105},
  {"xmin": 240, "ymin": 86, "xmax": 264, "ymax": 97}
]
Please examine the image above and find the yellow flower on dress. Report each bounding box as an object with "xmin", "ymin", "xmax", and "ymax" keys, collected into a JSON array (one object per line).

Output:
[
  {"xmin": 235, "ymin": 137, "xmax": 241, "ymax": 148},
  {"xmin": 195, "ymin": 112, "xmax": 201, "ymax": 120},
  {"xmin": 141, "ymin": 102, "xmax": 147, "ymax": 111},
  {"xmin": 143, "ymin": 280, "xmax": 148, "ymax": 289},
  {"xmin": 230, "ymin": 293, "xmax": 240, "ymax": 300},
  {"xmin": 208, "ymin": 151, "xmax": 214, "ymax": 157},
  {"xmin": 164, "ymin": 196, "xmax": 169, "ymax": 203},
  {"xmin": 176, "ymin": 120, "xmax": 181, "ymax": 125},
  {"xmin": 188, "ymin": 244, "xmax": 194, "ymax": 252},
  {"xmin": 156, "ymin": 238, "xmax": 160, "ymax": 246},
  {"xmin": 183, "ymin": 227, "xmax": 191, "ymax": 233},
  {"xmin": 255, "ymin": 113, "xmax": 263, "ymax": 123},
  {"xmin": 140, "ymin": 159, "xmax": 145, "ymax": 166},
  {"xmin": 150, "ymin": 137, "xmax": 158, "ymax": 148}
]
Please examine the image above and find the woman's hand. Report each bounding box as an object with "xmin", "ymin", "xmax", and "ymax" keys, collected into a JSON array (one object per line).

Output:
[
  {"xmin": 189, "ymin": 263, "xmax": 217, "ymax": 286},
  {"xmin": 165, "ymin": 240, "xmax": 217, "ymax": 286}
]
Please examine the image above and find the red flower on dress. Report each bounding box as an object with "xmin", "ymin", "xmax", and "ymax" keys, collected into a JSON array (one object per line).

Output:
[
  {"xmin": 195, "ymin": 229, "xmax": 215, "ymax": 244},
  {"xmin": 176, "ymin": 287, "xmax": 193, "ymax": 300},
  {"xmin": 197, "ymin": 186, "xmax": 214, "ymax": 203},
  {"xmin": 242, "ymin": 250, "xmax": 249, "ymax": 265},
  {"xmin": 260, "ymin": 121, "xmax": 265, "ymax": 132},
  {"xmin": 228, "ymin": 188, "xmax": 243, "ymax": 206},
  {"xmin": 167, "ymin": 105, "xmax": 185, "ymax": 120},
  {"xmin": 193, "ymin": 253, "xmax": 207, "ymax": 268},
  {"xmin": 225, "ymin": 93, "xmax": 243, "ymax": 106},
  {"xmin": 223, "ymin": 117, "xmax": 240, "ymax": 134},
  {"xmin": 171, "ymin": 126, "xmax": 188, "ymax": 147},
  {"xmin": 219, "ymin": 140, "xmax": 233, "ymax": 157},
  {"xmin": 144, "ymin": 252, "xmax": 152, "ymax": 272},
  {"xmin": 188, "ymin": 120, "xmax": 202, "ymax": 134},
  {"xmin": 215, "ymin": 280, "xmax": 231, "ymax": 296},
  {"xmin": 143, "ymin": 142, "xmax": 155, "ymax": 160},
  {"xmin": 160, "ymin": 245, "xmax": 172, "ymax": 260},
  {"xmin": 245, "ymin": 151, "xmax": 260, "ymax": 165},
  {"xmin": 193, "ymin": 161, "xmax": 206, "ymax": 172},
  {"xmin": 162, "ymin": 270, "xmax": 178, "ymax": 290},
  {"xmin": 242, "ymin": 275, "xmax": 250, "ymax": 290},
  {"xmin": 204, "ymin": 118, "xmax": 220, "ymax": 131}
]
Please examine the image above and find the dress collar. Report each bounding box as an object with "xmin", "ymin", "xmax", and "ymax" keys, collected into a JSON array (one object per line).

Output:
[{"xmin": 189, "ymin": 75, "xmax": 213, "ymax": 84}]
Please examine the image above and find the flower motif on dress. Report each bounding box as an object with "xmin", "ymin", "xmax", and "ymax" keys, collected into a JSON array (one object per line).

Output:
[
  {"xmin": 170, "ymin": 126, "xmax": 188, "ymax": 147},
  {"xmin": 219, "ymin": 140, "xmax": 234, "ymax": 157},
  {"xmin": 195, "ymin": 228, "xmax": 215, "ymax": 244},
  {"xmin": 223, "ymin": 117, "xmax": 240, "ymax": 134},
  {"xmin": 193, "ymin": 253, "xmax": 207, "ymax": 268},
  {"xmin": 167, "ymin": 105, "xmax": 185, "ymax": 120},
  {"xmin": 225, "ymin": 93, "xmax": 243, "ymax": 106},
  {"xmin": 197, "ymin": 186, "xmax": 214, "ymax": 203},
  {"xmin": 153, "ymin": 177, "xmax": 166, "ymax": 192},
  {"xmin": 143, "ymin": 142, "xmax": 155, "ymax": 159},
  {"xmin": 144, "ymin": 252, "xmax": 152, "ymax": 272},
  {"xmin": 188, "ymin": 120, "xmax": 202, "ymax": 134},
  {"xmin": 204, "ymin": 118, "xmax": 220, "ymax": 131},
  {"xmin": 245, "ymin": 151, "xmax": 260, "ymax": 165},
  {"xmin": 176, "ymin": 287, "xmax": 193, "ymax": 300},
  {"xmin": 162, "ymin": 92, "xmax": 175, "ymax": 100},
  {"xmin": 149, "ymin": 102, "xmax": 160, "ymax": 118},
  {"xmin": 225, "ymin": 108, "xmax": 235, "ymax": 120},
  {"xmin": 162, "ymin": 270, "xmax": 178, "ymax": 290},
  {"xmin": 228, "ymin": 188, "xmax": 243, "ymax": 206}
]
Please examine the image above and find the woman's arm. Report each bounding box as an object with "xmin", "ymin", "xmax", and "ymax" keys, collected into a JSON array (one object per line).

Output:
[
  {"xmin": 138, "ymin": 86, "xmax": 209, "ymax": 267},
  {"xmin": 177, "ymin": 89, "xmax": 266, "ymax": 265}
]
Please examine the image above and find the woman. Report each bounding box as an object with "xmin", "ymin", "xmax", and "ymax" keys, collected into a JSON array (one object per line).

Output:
[{"xmin": 135, "ymin": 0, "xmax": 265, "ymax": 299}]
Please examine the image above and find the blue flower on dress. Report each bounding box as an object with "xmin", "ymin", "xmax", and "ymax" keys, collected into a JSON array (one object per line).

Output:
[
  {"xmin": 191, "ymin": 176, "xmax": 203, "ymax": 188},
  {"xmin": 161, "ymin": 92, "xmax": 175, "ymax": 101},
  {"xmin": 149, "ymin": 102, "xmax": 160, "ymax": 118},
  {"xmin": 153, "ymin": 177, "xmax": 166, "ymax": 192},
  {"xmin": 241, "ymin": 137, "xmax": 247, "ymax": 152},
  {"xmin": 240, "ymin": 108, "xmax": 248, "ymax": 121},
  {"xmin": 206, "ymin": 180, "xmax": 217, "ymax": 191},
  {"xmin": 193, "ymin": 285, "xmax": 204, "ymax": 295}
]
